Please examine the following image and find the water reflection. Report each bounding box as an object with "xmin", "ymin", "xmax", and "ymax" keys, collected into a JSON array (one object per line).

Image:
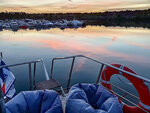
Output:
[
  {"xmin": 3, "ymin": 27, "xmax": 150, "ymax": 64},
  {"xmin": 0, "ymin": 26, "xmax": 150, "ymax": 93}
]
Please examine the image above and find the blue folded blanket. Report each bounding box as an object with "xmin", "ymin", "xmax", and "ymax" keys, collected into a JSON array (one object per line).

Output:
[
  {"xmin": 66, "ymin": 83, "xmax": 123, "ymax": 113},
  {"xmin": 5, "ymin": 90, "xmax": 63, "ymax": 113}
]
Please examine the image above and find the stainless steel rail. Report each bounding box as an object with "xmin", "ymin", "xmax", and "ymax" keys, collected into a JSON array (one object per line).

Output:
[
  {"xmin": 51, "ymin": 55, "xmax": 150, "ymax": 88},
  {"xmin": 110, "ymin": 83, "xmax": 140, "ymax": 100},
  {"xmin": 106, "ymin": 87, "xmax": 149, "ymax": 113},
  {"xmin": 0, "ymin": 59, "xmax": 41, "ymax": 69},
  {"xmin": 0, "ymin": 52, "xmax": 43, "ymax": 113},
  {"xmin": 0, "ymin": 59, "xmax": 42, "ymax": 90}
]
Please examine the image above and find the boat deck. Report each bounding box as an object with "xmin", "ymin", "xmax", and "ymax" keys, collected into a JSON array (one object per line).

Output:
[{"xmin": 0, "ymin": 52, "xmax": 150, "ymax": 113}]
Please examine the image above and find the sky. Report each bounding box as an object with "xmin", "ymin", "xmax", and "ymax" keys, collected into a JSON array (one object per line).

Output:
[{"xmin": 0, "ymin": 0, "xmax": 150, "ymax": 13}]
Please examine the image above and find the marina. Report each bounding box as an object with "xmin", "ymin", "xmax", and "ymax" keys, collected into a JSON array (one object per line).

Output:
[{"xmin": 0, "ymin": 19, "xmax": 85, "ymax": 31}]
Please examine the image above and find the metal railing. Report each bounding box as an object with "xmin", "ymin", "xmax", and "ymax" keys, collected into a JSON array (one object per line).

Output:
[
  {"xmin": 51, "ymin": 55, "xmax": 150, "ymax": 88},
  {"xmin": 0, "ymin": 59, "xmax": 43, "ymax": 90},
  {"xmin": 0, "ymin": 52, "xmax": 46, "ymax": 113},
  {"xmin": 50, "ymin": 55, "xmax": 150, "ymax": 113}
]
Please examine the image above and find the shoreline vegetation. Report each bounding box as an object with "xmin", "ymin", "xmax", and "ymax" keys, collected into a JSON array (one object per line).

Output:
[{"xmin": 0, "ymin": 9, "xmax": 150, "ymax": 28}]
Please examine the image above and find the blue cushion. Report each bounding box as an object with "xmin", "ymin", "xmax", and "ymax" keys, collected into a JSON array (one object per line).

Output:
[
  {"xmin": 66, "ymin": 83, "xmax": 123, "ymax": 113},
  {"xmin": 5, "ymin": 90, "xmax": 63, "ymax": 113}
]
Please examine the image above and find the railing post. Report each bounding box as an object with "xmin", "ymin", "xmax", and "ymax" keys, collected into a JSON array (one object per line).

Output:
[
  {"xmin": 96, "ymin": 64, "xmax": 104, "ymax": 84},
  {"xmin": 33, "ymin": 62, "xmax": 36, "ymax": 90},
  {"xmin": 67, "ymin": 57, "xmax": 75, "ymax": 89},
  {"xmin": 29, "ymin": 63, "xmax": 32, "ymax": 90},
  {"xmin": 50, "ymin": 59, "xmax": 55, "ymax": 79},
  {"xmin": 0, "ymin": 52, "xmax": 3, "ymax": 59}
]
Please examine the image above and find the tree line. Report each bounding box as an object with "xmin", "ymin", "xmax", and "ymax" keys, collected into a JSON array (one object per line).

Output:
[{"xmin": 0, "ymin": 9, "xmax": 150, "ymax": 28}]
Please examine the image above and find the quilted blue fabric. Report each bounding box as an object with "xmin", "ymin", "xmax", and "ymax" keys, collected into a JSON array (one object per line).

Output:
[
  {"xmin": 5, "ymin": 90, "xmax": 63, "ymax": 113},
  {"xmin": 66, "ymin": 83, "xmax": 123, "ymax": 113}
]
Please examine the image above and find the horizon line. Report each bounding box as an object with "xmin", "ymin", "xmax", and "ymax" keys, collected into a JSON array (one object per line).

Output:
[{"xmin": 0, "ymin": 8, "xmax": 149, "ymax": 14}]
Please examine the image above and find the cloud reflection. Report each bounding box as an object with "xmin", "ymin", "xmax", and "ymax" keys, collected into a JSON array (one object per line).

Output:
[
  {"xmin": 127, "ymin": 41, "xmax": 150, "ymax": 50},
  {"xmin": 1, "ymin": 26, "xmax": 150, "ymax": 65},
  {"xmin": 34, "ymin": 36, "xmax": 148, "ymax": 64}
]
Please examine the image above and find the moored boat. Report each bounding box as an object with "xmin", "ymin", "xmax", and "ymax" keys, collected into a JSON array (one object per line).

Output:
[{"xmin": 19, "ymin": 25, "xmax": 28, "ymax": 29}]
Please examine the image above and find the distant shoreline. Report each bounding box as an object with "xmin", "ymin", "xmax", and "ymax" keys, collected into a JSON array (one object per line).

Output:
[{"xmin": 0, "ymin": 9, "xmax": 150, "ymax": 28}]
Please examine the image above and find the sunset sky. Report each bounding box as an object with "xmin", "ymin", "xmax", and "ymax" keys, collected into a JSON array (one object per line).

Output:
[{"xmin": 0, "ymin": 0, "xmax": 150, "ymax": 13}]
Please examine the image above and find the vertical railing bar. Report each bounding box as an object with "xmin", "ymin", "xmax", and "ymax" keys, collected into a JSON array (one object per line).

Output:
[
  {"xmin": 96, "ymin": 64, "xmax": 104, "ymax": 84},
  {"xmin": 33, "ymin": 62, "xmax": 36, "ymax": 90},
  {"xmin": 29, "ymin": 63, "xmax": 32, "ymax": 90},
  {"xmin": 104, "ymin": 68, "xmax": 107, "ymax": 87},
  {"xmin": 50, "ymin": 59, "xmax": 55, "ymax": 79},
  {"xmin": 0, "ymin": 52, "xmax": 3, "ymax": 59},
  {"xmin": 67, "ymin": 57, "xmax": 75, "ymax": 89}
]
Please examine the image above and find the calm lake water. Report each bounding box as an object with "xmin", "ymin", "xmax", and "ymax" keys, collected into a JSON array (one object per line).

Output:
[{"xmin": 0, "ymin": 26, "xmax": 150, "ymax": 103}]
